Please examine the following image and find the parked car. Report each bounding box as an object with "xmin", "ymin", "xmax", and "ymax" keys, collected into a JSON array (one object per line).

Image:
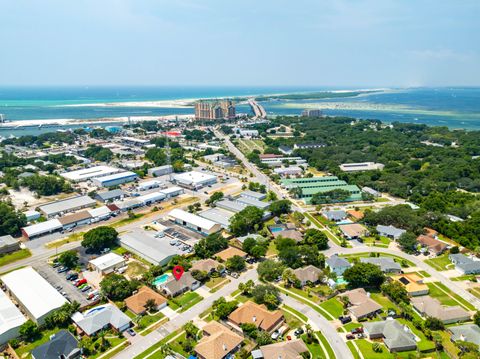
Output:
[
  {"xmin": 346, "ymin": 334, "xmax": 355, "ymax": 340},
  {"xmin": 339, "ymin": 315, "xmax": 352, "ymax": 324},
  {"xmin": 75, "ymin": 279, "xmax": 87, "ymax": 287},
  {"xmin": 127, "ymin": 328, "xmax": 136, "ymax": 336},
  {"xmin": 66, "ymin": 273, "xmax": 78, "ymax": 281},
  {"xmin": 52, "ymin": 262, "xmax": 61, "ymax": 268},
  {"xmin": 81, "ymin": 285, "xmax": 91, "ymax": 292},
  {"xmin": 271, "ymin": 330, "xmax": 280, "ymax": 340},
  {"xmin": 231, "ymin": 272, "xmax": 239, "ymax": 278},
  {"xmin": 351, "ymin": 327, "xmax": 363, "ymax": 334},
  {"xmin": 57, "ymin": 266, "xmax": 69, "ymax": 273},
  {"xmin": 169, "ymin": 240, "xmax": 177, "ymax": 246},
  {"xmin": 294, "ymin": 328, "xmax": 304, "ymax": 336},
  {"xmin": 90, "ymin": 294, "xmax": 100, "ymax": 301},
  {"xmin": 100, "ymin": 248, "xmax": 111, "ymax": 254}
]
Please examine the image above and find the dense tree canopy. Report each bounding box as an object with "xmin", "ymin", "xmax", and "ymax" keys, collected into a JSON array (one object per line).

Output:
[
  {"xmin": 100, "ymin": 274, "xmax": 140, "ymax": 301},
  {"xmin": 0, "ymin": 201, "xmax": 26, "ymax": 236},
  {"xmin": 268, "ymin": 200, "xmax": 292, "ymax": 216},
  {"xmin": 229, "ymin": 206, "xmax": 264, "ymax": 236},
  {"xmin": 81, "ymin": 226, "xmax": 118, "ymax": 253},
  {"xmin": 194, "ymin": 233, "xmax": 228, "ymax": 259},
  {"xmin": 343, "ymin": 262, "xmax": 386, "ymax": 289}
]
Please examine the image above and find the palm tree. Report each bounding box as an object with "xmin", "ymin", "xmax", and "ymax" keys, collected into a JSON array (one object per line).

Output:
[
  {"xmin": 144, "ymin": 299, "xmax": 157, "ymax": 313},
  {"xmin": 159, "ymin": 344, "xmax": 173, "ymax": 355}
]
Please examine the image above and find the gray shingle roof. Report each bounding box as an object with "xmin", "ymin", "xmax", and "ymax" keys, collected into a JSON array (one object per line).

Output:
[
  {"xmin": 360, "ymin": 257, "xmax": 402, "ymax": 273},
  {"xmin": 450, "ymin": 324, "xmax": 480, "ymax": 346},
  {"xmin": 364, "ymin": 319, "xmax": 417, "ymax": 351},
  {"xmin": 376, "ymin": 225, "xmax": 406, "ymax": 239},
  {"xmin": 31, "ymin": 330, "xmax": 79, "ymax": 359},
  {"xmin": 326, "ymin": 255, "xmax": 351, "ymax": 270},
  {"xmin": 450, "ymin": 254, "xmax": 480, "ymax": 273}
]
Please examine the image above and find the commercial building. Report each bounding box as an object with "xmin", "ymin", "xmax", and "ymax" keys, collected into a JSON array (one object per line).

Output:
[
  {"xmin": 137, "ymin": 191, "xmax": 166, "ymax": 206},
  {"xmin": 61, "ymin": 166, "xmax": 121, "ymax": 182},
  {"xmin": 159, "ymin": 186, "xmax": 184, "ymax": 198},
  {"xmin": 293, "ymin": 142, "xmax": 326, "ymax": 149},
  {"xmin": 148, "ymin": 165, "xmax": 173, "ymax": 177},
  {"xmin": 72, "ymin": 304, "xmax": 131, "ymax": 336},
  {"xmin": 24, "ymin": 210, "xmax": 41, "ymax": 222},
  {"xmin": 301, "ymin": 109, "xmax": 322, "ymax": 117},
  {"xmin": 281, "ymin": 176, "xmax": 362, "ymax": 204},
  {"xmin": 199, "ymin": 208, "xmax": 234, "ymax": 228},
  {"xmin": 215, "ymin": 199, "xmax": 247, "ymax": 213},
  {"xmin": 95, "ymin": 189, "xmax": 125, "ymax": 203},
  {"xmin": 22, "ymin": 219, "xmax": 63, "ymax": 239},
  {"xmin": 92, "ymin": 171, "xmax": 138, "ymax": 187},
  {"xmin": 39, "ymin": 195, "xmax": 97, "ymax": 218},
  {"xmin": 1, "ymin": 267, "xmax": 68, "ymax": 325},
  {"xmin": 89, "ymin": 253, "xmax": 126, "ymax": 275},
  {"xmin": 31, "ymin": 330, "xmax": 80, "ymax": 359},
  {"xmin": 168, "ymin": 208, "xmax": 222, "ymax": 236},
  {"xmin": 235, "ymin": 196, "xmax": 270, "ymax": 210},
  {"xmin": 260, "ymin": 156, "xmax": 307, "ymax": 168},
  {"xmin": 137, "ymin": 179, "xmax": 164, "ymax": 191},
  {"xmin": 0, "ymin": 235, "xmax": 20, "ymax": 255},
  {"xmin": 58, "ymin": 211, "xmax": 92, "ymax": 229},
  {"xmin": 120, "ymin": 136, "xmax": 149, "ymax": 147},
  {"xmin": 239, "ymin": 190, "xmax": 266, "ymax": 201},
  {"xmin": 273, "ymin": 166, "xmax": 303, "ymax": 177},
  {"xmin": 339, "ymin": 162, "xmax": 385, "ymax": 172},
  {"xmin": 173, "ymin": 171, "xmax": 217, "ymax": 190},
  {"xmin": 195, "ymin": 99, "xmax": 235, "ymax": 120},
  {"xmin": 114, "ymin": 198, "xmax": 143, "ymax": 211},
  {"xmin": 120, "ymin": 232, "xmax": 180, "ymax": 266},
  {"xmin": 87, "ymin": 206, "xmax": 112, "ymax": 221},
  {"xmin": 0, "ymin": 290, "xmax": 27, "ymax": 345}
]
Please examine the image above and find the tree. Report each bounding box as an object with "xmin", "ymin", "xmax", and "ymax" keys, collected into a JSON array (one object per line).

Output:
[
  {"xmin": 343, "ymin": 263, "xmax": 385, "ymax": 289},
  {"xmin": 381, "ymin": 281, "xmax": 410, "ymax": 304},
  {"xmin": 238, "ymin": 280, "xmax": 255, "ymax": 296},
  {"xmin": 58, "ymin": 250, "xmax": 79, "ymax": 269},
  {"xmin": 257, "ymin": 259, "xmax": 285, "ymax": 281},
  {"xmin": 268, "ymin": 200, "xmax": 292, "ymax": 216},
  {"xmin": 100, "ymin": 274, "xmax": 140, "ymax": 301},
  {"xmin": 473, "ymin": 311, "xmax": 480, "ymax": 327},
  {"xmin": 206, "ymin": 191, "xmax": 224, "ymax": 206},
  {"xmin": 0, "ymin": 201, "xmax": 27, "ymax": 236},
  {"xmin": 190, "ymin": 269, "xmax": 209, "ymax": 283},
  {"xmin": 183, "ymin": 321, "xmax": 199, "ymax": 339},
  {"xmin": 425, "ymin": 317, "xmax": 445, "ymax": 330},
  {"xmin": 242, "ymin": 237, "xmax": 268, "ymax": 259},
  {"xmin": 226, "ymin": 255, "xmax": 246, "ymax": 272},
  {"xmin": 398, "ymin": 232, "xmax": 418, "ymax": 254},
  {"xmin": 19, "ymin": 320, "xmax": 40, "ymax": 342},
  {"xmin": 213, "ymin": 299, "xmax": 238, "ymax": 319},
  {"xmin": 194, "ymin": 233, "xmax": 228, "ymax": 259},
  {"xmin": 144, "ymin": 299, "xmax": 157, "ymax": 313},
  {"xmin": 303, "ymin": 228, "xmax": 329, "ymax": 249},
  {"xmin": 44, "ymin": 301, "xmax": 81, "ymax": 329},
  {"xmin": 256, "ymin": 330, "xmax": 273, "ymax": 346},
  {"xmin": 82, "ymin": 226, "xmax": 118, "ymax": 253},
  {"xmin": 229, "ymin": 206, "xmax": 264, "ymax": 236},
  {"xmin": 252, "ymin": 284, "xmax": 280, "ymax": 309},
  {"xmin": 311, "ymin": 189, "xmax": 351, "ymax": 204},
  {"xmin": 266, "ymin": 191, "xmax": 278, "ymax": 201}
]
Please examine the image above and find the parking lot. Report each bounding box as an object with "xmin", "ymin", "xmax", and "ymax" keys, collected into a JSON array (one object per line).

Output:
[
  {"xmin": 159, "ymin": 220, "xmax": 203, "ymax": 248},
  {"xmin": 34, "ymin": 261, "xmax": 93, "ymax": 308}
]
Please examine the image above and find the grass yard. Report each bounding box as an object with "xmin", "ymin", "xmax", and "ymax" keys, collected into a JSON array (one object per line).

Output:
[
  {"xmin": 424, "ymin": 254, "xmax": 453, "ymax": 271},
  {"xmin": 282, "ymin": 304, "xmax": 308, "ymax": 322},
  {"xmin": 280, "ymin": 285, "xmax": 322, "ymax": 304},
  {"xmin": 266, "ymin": 240, "xmax": 278, "ymax": 256},
  {"xmin": 361, "ymin": 236, "xmax": 391, "ymax": 247},
  {"xmin": 340, "ymin": 252, "xmax": 414, "ymax": 267},
  {"xmin": 15, "ymin": 327, "xmax": 59, "ymax": 358},
  {"xmin": 137, "ymin": 311, "xmax": 165, "ymax": 330},
  {"xmin": 125, "ymin": 261, "xmax": 148, "ymax": 278},
  {"xmin": 45, "ymin": 232, "xmax": 84, "ymax": 249},
  {"xmin": 346, "ymin": 341, "xmax": 362, "ymax": 359},
  {"xmin": 343, "ymin": 322, "xmax": 363, "ymax": 332},
  {"xmin": 0, "ymin": 248, "xmax": 31, "ymax": 267},
  {"xmin": 168, "ymin": 332, "xmax": 192, "ymax": 357},
  {"xmin": 469, "ymin": 287, "xmax": 480, "ymax": 299},
  {"xmin": 316, "ymin": 331, "xmax": 335, "ymax": 359},
  {"xmin": 428, "ymin": 282, "xmax": 475, "ymax": 311},
  {"xmin": 304, "ymin": 213, "xmax": 343, "ymax": 246},
  {"xmin": 369, "ymin": 291, "xmax": 396, "ymax": 311},
  {"xmin": 282, "ymin": 309, "xmax": 303, "ymax": 329},
  {"xmin": 171, "ymin": 291, "xmax": 203, "ymax": 312},
  {"xmin": 416, "ymin": 270, "xmax": 431, "ymax": 278},
  {"xmin": 301, "ymin": 334, "xmax": 327, "ymax": 359},
  {"xmin": 451, "ymin": 274, "xmax": 477, "ymax": 281},
  {"xmin": 133, "ymin": 329, "xmax": 183, "ymax": 359},
  {"xmin": 319, "ymin": 298, "xmax": 344, "ymax": 318},
  {"xmin": 396, "ymin": 318, "xmax": 436, "ymax": 352},
  {"xmin": 205, "ymin": 276, "xmax": 229, "ymax": 290}
]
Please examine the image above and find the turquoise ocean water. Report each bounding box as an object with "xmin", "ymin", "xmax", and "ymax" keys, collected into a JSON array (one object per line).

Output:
[{"xmin": 0, "ymin": 86, "xmax": 479, "ymax": 136}]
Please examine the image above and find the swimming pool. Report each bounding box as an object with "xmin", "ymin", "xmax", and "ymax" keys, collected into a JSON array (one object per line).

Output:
[
  {"xmin": 336, "ymin": 277, "xmax": 348, "ymax": 285},
  {"xmin": 269, "ymin": 225, "xmax": 286, "ymax": 233},
  {"xmin": 152, "ymin": 273, "xmax": 171, "ymax": 286}
]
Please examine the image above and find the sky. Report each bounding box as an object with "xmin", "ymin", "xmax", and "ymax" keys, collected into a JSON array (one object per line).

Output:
[{"xmin": 0, "ymin": 0, "xmax": 479, "ymax": 87}]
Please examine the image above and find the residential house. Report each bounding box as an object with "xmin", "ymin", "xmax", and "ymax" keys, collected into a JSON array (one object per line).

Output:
[
  {"xmin": 376, "ymin": 225, "xmax": 406, "ymax": 241},
  {"xmin": 124, "ymin": 286, "xmax": 167, "ymax": 315},
  {"xmin": 338, "ymin": 223, "xmax": 369, "ymax": 240},
  {"xmin": 158, "ymin": 271, "xmax": 200, "ymax": 297},
  {"xmin": 417, "ymin": 235, "xmax": 448, "ymax": 255},
  {"xmin": 272, "ymin": 229, "xmax": 304, "ymax": 243},
  {"xmin": 322, "ymin": 210, "xmax": 347, "ymax": 223},
  {"xmin": 326, "ymin": 255, "xmax": 351, "ymax": 276},
  {"xmin": 292, "ymin": 265, "xmax": 323, "ymax": 286},
  {"xmin": 31, "ymin": 330, "xmax": 81, "ymax": 359},
  {"xmin": 191, "ymin": 258, "xmax": 223, "ymax": 274},
  {"xmin": 340, "ymin": 288, "xmax": 383, "ymax": 320},
  {"xmin": 255, "ymin": 339, "xmax": 308, "ymax": 359},
  {"xmin": 392, "ymin": 273, "xmax": 429, "ymax": 296},
  {"xmin": 346, "ymin": 210, "xmax": 364, "ymax": 221},
  {"xmin": 71, "ymin": 304, "xmax": 131, "ymax": 336},
  {"xmin": 194, "ymin": 321, "xmax": 243, "ymax": 359},
  {"xmin": 360, "ymin": 257, "xmax": 402, "ymax": 273},
  {"xmin": 215, "ymin": 247, "xmax": 247, "ymax": 262},
  {"xmin": 449, "ymin": 254, "xmax": 480, "ymax": 275},
  {"xmin": 228, "ymin": 301, "xmax": 284, "ymax": 334},
  {"xmin": 363, "ymin": 319, "xmax": 417, "ymax": 352},
  {"xmin": 411, "ymin": 296, "xmax": 470, "ymax": 324},
  {"xmin": 449, "ymin": 324, "xmax": 480, "ymax": 347}
]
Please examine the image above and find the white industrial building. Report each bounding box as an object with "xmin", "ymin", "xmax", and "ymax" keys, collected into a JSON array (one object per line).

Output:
[
  {"xmin": 89, "ymin": 253, "xmax": 126, "ymax": 275},
  {"xmin": 168, "ymin": 208, "xmax": 222, "ymax": 236},
  {"xmin": 92, "ymin": 171, "xmax": 138, "ymax": 187},
  {"xmin": 120, "ymin": 232, "xmax": 180, "ymax": 266},
  {"xmin": 148, "ymin": 165, "xmax": 173, "ymax": 177},
  {"xmin": 137, "ymin": 179, "xmax": 164, "ymax": 191},
  {"xmin": 159, "ymin": 186, "xmax": 184, "ymax": 198},
  {"xmin": 173, "ymin": 171, "xmax": 217, "ymax": 190},
  {"xmin": 239, "ymin": 190, "xmax": 267, "ymax": 201},
  {"xmin": 339, "ymin": 162, "xmax": 385, "ymax": 172},
  {"xmin": 22, "ymin": 219, "xmax": 63, "ymax": 239},
  {"xmin": 273, "ymin": 166, "xmax": 303, "ymax": 177},
  {"xmin": 0, "ymin": 290, "xmax": 27, "ymax": 345},
  {"xmin": 235, "ymin": 196, "xmax": 271, "ymax": 210},
  {"xmin": 39, "ymin": 195, "xmax": 97, "ymax": 218},
  {"xmin": 61, "ymin": 166, "xmax": 121, "ymax": 182},
  {"xmin": 260, "ymin": 156, "xmax": 307, "ymax": 167},
  {"xmin": 23, "ymin": 210, "xmax": 41, "ymax": 222},
  {"xmin": 1, "ymin": 267, "xmax": 68, "ymax": 325},
  {"xmin": 137, "ymin": 192, "xmax": 166, "ymax": 206},
  {"xmin": 114, "ymin": 198, "xmax": 143, "ymax": 211},
  {"xmin": 87, "ymin": 206, "xmax": 112, "ymax": 221},
  {"xmin": 199, "ymin": 208, "xmax": 234, "ymax": 228}
]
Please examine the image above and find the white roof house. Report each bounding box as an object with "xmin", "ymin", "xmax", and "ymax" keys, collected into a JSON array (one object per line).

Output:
[
  {"xmin": 61, "ymin": 166, "xmax": 121, "ymax": 182},
  {"xmin": 173, "ymin": 171, "xmax": 217, "ymax": 189},
  {"xmin": 0, "ymin": 290, "xmax": 27, "ymax": 345},
  {"xmin": 89, "ymin": 253, "xmax": 126, "ymax": 274},
  {"xmin": 1, "ymin": 267, "xmax": 68, "ymax": 325},
  {"xmin": 72, "ymin": 304, "xmax": 131, "ymax": 336},
  {"xmin": 21, "ymin": 219, "xmax": 63, "ymax": 239},
  {"xmin": 168, "ymin": 208, "xmax": 222, "ymax": 235}
]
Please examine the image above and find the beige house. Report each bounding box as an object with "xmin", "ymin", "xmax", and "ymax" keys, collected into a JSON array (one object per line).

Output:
[
  {"xmin": 216, "ymin": 247, "xmax": 247, "ymax": 262},
  {"xmin": 292, "ymin": 265, "xmax": 323, "ymax": 286},
  {"xmin": 228, "ymin": 301, "xmax": 284, "ymax": 334},
  {"xmin": 191, "ymin": 258, "xmax": 223, "ymax": 273},
  {"xmin": 124, "ymin": 286, "xmax": 167, "ymax": 315},
  {"xmin": 257, "ymin": 339, "xmax": 308, "ymax": 359},
  {"xmin": 340, "ymin": 288, "xmax": 383, "ymax": 320},
  {"xmin": 411, "ymin": 296, "xmax": 470, "ymax": 324},
  {"xmin": 194, "ymin": 321, "xmax": 243, "ymax": 359}
]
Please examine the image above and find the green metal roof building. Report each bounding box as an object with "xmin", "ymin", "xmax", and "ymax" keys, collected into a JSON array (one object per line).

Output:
[{"xmin": 281, "ymin": 176, "xmax": 361, "ymax": 204}]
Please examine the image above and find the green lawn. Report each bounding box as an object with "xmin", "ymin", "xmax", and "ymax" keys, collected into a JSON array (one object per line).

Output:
[
  {"xmin": 319, "ymin": 298, "xmax": 344, "ymax": 318},
  {"xmin": 280, "ymin": 284, "xmax": 322, "ymax": 303},
  {"xmin": 0, "ymin": 248, "xmax": 31, "ymax": 267},
  {"xmin": 361, "ymin": 236, "xmax": 391, "ymax": 247},
  {"xmin": 416, "ymin": 270, "xmax": 431, "ymax": 278},
  {"xmin": 369, "ymin": 291, "xmax": 396, "ymax": 311},
  {"xmin": 451, "ymin": 274, "xmax": 476, "ymax": 281},
  {"xmin": 282, "ymin": 309, "xmax": 302, "ymax": 329},
  {"xmin": 304, "ymin": 213, "xmax": 343, "ymax": 246},
  {"xmin": 340, "ymin": 252, "xmax": 414, "ymax": 267},
  {"xmin": 316, "ymin": 331, "xmax": 335, "ymax": 359},
  {"xmin": 424, "ymin": 254, "xmax": 452, "ymax": 271},
  {"xmin": 205, "ymin": 277, "xmax": 229, "ymax": 290},
  {"xmin": 427, "ymin": 283, "xmax": 459, "ymax": 307},
  {"xmin": 171, "ymin": 291, "xmax": 203, "ymax": 312},
  {"xmin": 15, "ymin": 327, "xmax": 59, "ymax": 358},
  {"xmin": 428, "ymin": 282, "xmax": 475, "ymax": 311},
  {"xmin": 343, "ymin": 322, "xmax": 364, "ymax": 332},
  {"xmin": 133, "ymin": 329, "xmax": 183, "ymax": 359},
  {"xmin": 266, "ymin": 241, "xmax": 278, "ymax": 256},
  {"xmin": 396, "ymin": 318, "xmax": 436, "ymax": 352},
  {"xmin": 346, "ymin": 341, "xmax": 362, "ymax": 359},
  {"xmin": 282, "ymin": 304, "xmax": 308, "ymax": 322},
  {"xmin": 137, "ymin": 312, "xmax": 165, "ymax": 330},
  {"xmin": 168, "ymin": 332, "xmax": 193, "ymax": 357},
  {"xmin": 301, "ymin": 334, "xmax": 326, "ymax": 359}
]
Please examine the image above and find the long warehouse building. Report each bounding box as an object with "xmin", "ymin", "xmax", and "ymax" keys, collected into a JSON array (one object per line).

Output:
[
  {"xmin": 61, "ymin": 165, "xmax": 121, "ymax": 182},
  {"xmin": 39, "ymin": 195, "xmax": 97, "ymax": 218},
  {"xmin": 1, "ymin": 267, "xmax": 68, "ymax": 325},
  {"xmin": 92, "ymin": 171, "xmax": 138, "ymax": 187}
]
